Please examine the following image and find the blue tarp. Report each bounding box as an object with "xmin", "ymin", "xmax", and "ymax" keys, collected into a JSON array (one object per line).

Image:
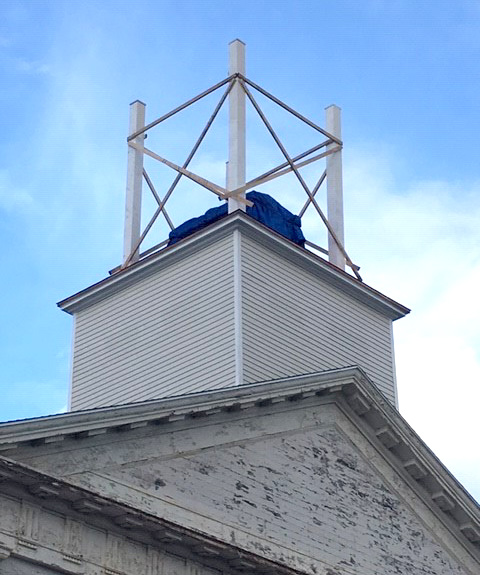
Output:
[{"xmin": 168, "ymin": 191, "xmax": 305, "ymax": 247}]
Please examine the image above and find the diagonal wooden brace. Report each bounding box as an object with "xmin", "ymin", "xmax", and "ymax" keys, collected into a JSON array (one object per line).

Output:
[{"xmin": 129, "ymin": 142, "xmax": 253, "ymax": 207}]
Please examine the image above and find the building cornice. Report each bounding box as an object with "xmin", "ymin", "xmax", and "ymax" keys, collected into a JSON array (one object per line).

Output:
[
  {"xmin": 0, "ymin": 456, "xmax": 307, "ymax": 575},
  {"xmin": 0, "ymin": 366, "xmax": 478, "ymax": 560}
]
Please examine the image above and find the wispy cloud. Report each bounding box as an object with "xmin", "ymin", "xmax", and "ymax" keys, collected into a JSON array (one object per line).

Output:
[
  {"xmin": 0, "ymin": 169, "xmax": 36, "ymax": 214},
  {"xmin": 337, "ymin": 145, "xmax": 480, "ymax": 499},
  {"xmin": 15, "ymin": 57, "xmax": 51, "ymax": 75}
]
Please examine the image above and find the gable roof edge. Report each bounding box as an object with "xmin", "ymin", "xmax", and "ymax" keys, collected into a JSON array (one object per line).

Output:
[{"xmin": 0, "ymin": 366, "xmax": 478, "ymax": 558}]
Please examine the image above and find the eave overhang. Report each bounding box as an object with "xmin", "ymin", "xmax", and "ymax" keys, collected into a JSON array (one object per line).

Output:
[
  {"xmin": 57, "ymin": 212, "xmax": 410, "ymax": 320},
  {"xmin": 0, "ymin": 366, "xmax": 478, "ymax": 560}
]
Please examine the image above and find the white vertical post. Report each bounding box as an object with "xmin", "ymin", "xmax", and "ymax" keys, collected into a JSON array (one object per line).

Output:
[
  {"xmin": 325, "ymin": 105, "xmax": 345, "ymax": 270},
  {"xmin": 124, "ymin": 100, "xmax": 146, "ymax": 264},
  {"xmin": 227, "ymin": 39, "xmax": 246, "ymax": 213}
]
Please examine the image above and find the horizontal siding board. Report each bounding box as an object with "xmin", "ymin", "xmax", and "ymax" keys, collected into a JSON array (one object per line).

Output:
[
  {"xmin": 242, "ymin": 300, "xmax": 394, "ymax": 381},
  {"xmin": 243, "ymin": 258, "xmax": 392, "ymax": 339},
  {"xmin": 74, "ymin": 268, "xmax": 234, "ymax": 324},
  {"xmin": 74, "ymin": 304, "xmax": 234, "ymax": 367},
  {"xmin": 71, "ymin": 235, "xmax": 236, "ymax": 410},
  {"xmin": 242, "ymin": 247, "xmax": 392, "ymax": 329},
  {"xmin": 242, "ymin": 331, "xmax": 343, "ymax": 378},
  {"xmin": 243, "ymin": 286, "xmax": 393, "ymax": 354},
  {"xmin": 243, "ymin": 290, "xmax": 393, "ymax": 371},
  {"xmin": 242, "ymin": 240, "xmax": 389, "ymax": 321},
  {"xmin": 242, "ymin": 328, "xmax": 329, "ymax": 374},
  {"xmin": 73, "ymin": 289, "xmax": 234, "ymax": 366},
  {"xmin": 74, "ymin": 260, "xmax": 234, "ymax": 333},
  {"xmin": 74, "ymin": 347, "xmax": 236, "ymax": 408},
  {"xmin": 73, "ymin": 327, "xmax": 236, "ymax": 405},
  {"xmin": 75, "ymin": 266, "xmax": 232, "ymax": 327},
  {"xmin": 241, "ymin": 234, "xmax": 396, "ymax": 403},
  {"xmin": 244, "ymin": 294, "xmax": 392, "ymax": 359},
  {"xmin": 73, "ymin": 345, "xmax": 237, "ymax": 408},
  {"xmin": 75, "ymin": 360, "xmax": 237, "ymax": 409},
  {"xmin": 74, "ymin": 242, "xmax": 233, "ymax": 325},
  {"xmin": 243, "ymin": 294, "xmax": 392, "ymax": 366},
  {"xmin": 242, "ymin": 306, "xmax": 392, "ymax": 373},
  {"xmin": 73, "ymin": 319, "xmax": 235, "ymax": 401},
  {"xmin": 75, "ymin": 308, "xmax": 231, "ymax": 375},
  {"xmin": 72, "ymin": 297, "xmax": 235, "ymax": 374}
]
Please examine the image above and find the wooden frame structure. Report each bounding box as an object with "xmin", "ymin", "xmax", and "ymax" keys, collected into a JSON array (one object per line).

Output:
[{"xmin": 122, "ymin": 42, "xmax": 361, "ymax": 280}]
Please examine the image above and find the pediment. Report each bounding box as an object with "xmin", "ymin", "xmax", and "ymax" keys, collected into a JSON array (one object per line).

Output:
[{"xmin": 2, "ymin": 368, "xmax": 478, "ymax": 574}]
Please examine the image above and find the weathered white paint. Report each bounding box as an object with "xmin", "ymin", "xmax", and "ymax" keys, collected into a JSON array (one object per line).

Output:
[
  {"xmin": 0, "ymin": 492, "xmax": 225, "ymax": 575},
  {"xmin": 227, "ymin": 40, "xmax": 246, "ymax": 213},
  {"xmin": 325, "ymin": 104, "xmax": 345, "ymax": 269},
  {"xmin": 124, "ymin": 100, "xmax": 145, "ymax": 264},
  {"xmin": 241, "ymin": 234, "xmax": 397, "ymax": 403},
  {"xmin": 13, "ymin": 399, "xmax": 477, "ymax": 575}
]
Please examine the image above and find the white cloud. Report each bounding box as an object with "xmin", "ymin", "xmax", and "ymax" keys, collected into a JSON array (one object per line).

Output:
[
  {"xmin": 15, "ymin": 58, "xmax": 50, "ymax": 75},
  {"xmin": 0, "ymin": 170, "xmax": 36, "ymax": 214},
  {"xmin": 189, "ymin": 153, "xmax": 228, "ymax": 187},
  {"xmin": 337, "ymin": 145, "xmax": 480, "ymax": 501}
]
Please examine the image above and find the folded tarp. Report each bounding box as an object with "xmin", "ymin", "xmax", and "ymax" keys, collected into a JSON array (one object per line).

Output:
[{"xmin": 168, "ymin": 191, "xmax": 305, "ymax": 247}]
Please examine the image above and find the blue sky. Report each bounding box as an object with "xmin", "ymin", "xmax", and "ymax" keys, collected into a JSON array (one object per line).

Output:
[{"xmin": 1, "ymin": 1, "xmax": 479, "ymax": 501}]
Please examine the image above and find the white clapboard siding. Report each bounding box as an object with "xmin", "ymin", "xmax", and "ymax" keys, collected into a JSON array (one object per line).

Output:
[
  {"xmin": 241, "ymin": 234, "xmax": 397, "ymax": 403},
  {"xmin": 70, "ymin": 235, "xmax": 236, "ymax": 410}
]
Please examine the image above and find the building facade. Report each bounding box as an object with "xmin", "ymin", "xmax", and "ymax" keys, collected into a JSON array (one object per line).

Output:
[{"xmin": 0, "ymin": 41, "xmax": 478, "ymax": 575}]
